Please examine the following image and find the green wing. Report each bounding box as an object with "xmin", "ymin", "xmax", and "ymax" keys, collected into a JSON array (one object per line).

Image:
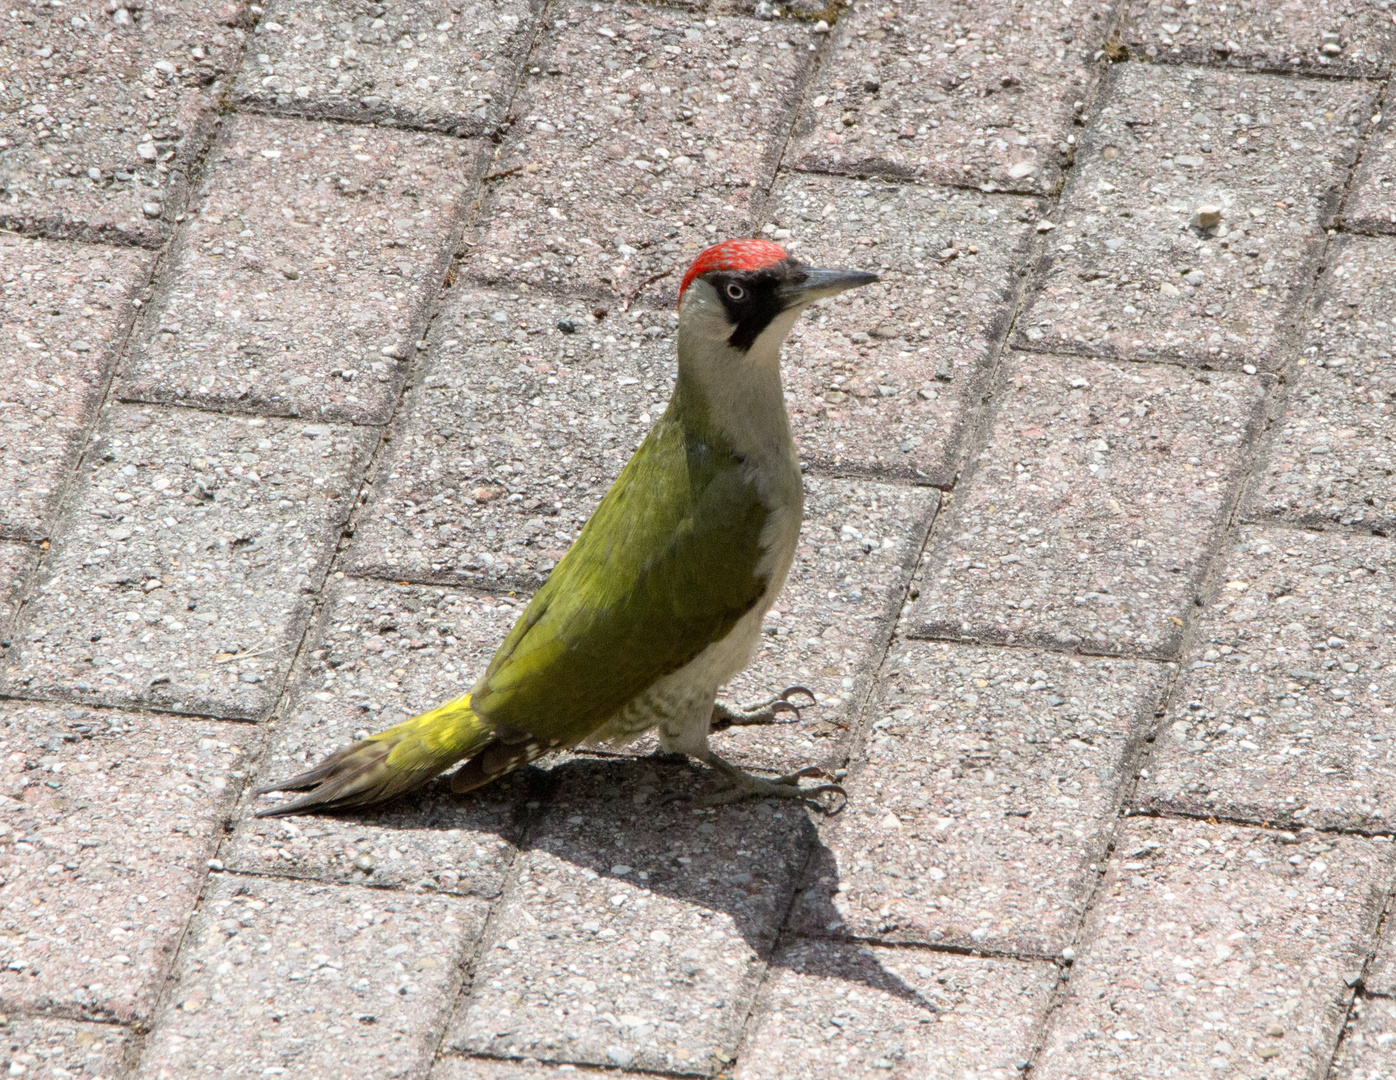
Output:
[{"xmin": 469, "ymin": 412, "xmax": 771, "ymax": 746}]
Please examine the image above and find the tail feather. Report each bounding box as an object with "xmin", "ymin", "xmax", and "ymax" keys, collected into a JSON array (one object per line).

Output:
[
  {"xmin": 449, "ymin": 736, "xmax": 554, "ymax": 795},
  {"xmin": 255, "ymin": 694, "xmax": 494, "ymax": 817}
]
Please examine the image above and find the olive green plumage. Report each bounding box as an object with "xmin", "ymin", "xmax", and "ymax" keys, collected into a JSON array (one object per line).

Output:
[
  {"xmin": 257, "ymin": 394, "xmax": 771, "ymax": 815},
  {"xmin": 476, "ymin": 398, "xmax": 770, "ymax": 745}
]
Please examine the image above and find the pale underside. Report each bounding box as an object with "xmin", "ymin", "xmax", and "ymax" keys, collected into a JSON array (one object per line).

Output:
[{"xmin": 584, "ymin": 482, "xmax": 802, "ymax": 759}]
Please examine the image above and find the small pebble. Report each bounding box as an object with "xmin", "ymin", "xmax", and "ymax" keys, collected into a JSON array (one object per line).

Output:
[{"xmin": 1191, "ymin": 204, "xmax": 1223, "ymax": 230}]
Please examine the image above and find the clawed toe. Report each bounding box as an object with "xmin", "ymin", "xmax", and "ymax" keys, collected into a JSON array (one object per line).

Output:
[
  {"xmin": 698, "ymin": 753, "xmax": 846, "ymax": 813},
  {"xmin": 768, "ymin": 685, "xmax": 815, "ymax": 720},
  {"xmin": 710, "ymin": 685, "xmax": 818, "ymax": 731},
  {"xmin": 779, "ymin": 685, "xmax": 816, "ymax": 708}
]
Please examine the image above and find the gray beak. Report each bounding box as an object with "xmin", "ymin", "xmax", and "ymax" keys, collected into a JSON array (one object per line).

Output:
[{"xmin": 780, "ymin": 266, "xmax": 880, "ymax": 310}]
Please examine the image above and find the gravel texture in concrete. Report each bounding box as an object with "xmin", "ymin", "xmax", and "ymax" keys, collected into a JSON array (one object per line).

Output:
[
  {"xmin": 4, "ymin": 0, "xmax": 1396, "ymax": 1075},
  {"xmin": 351, "ymin": 288, "xmax": 681, "ymax": 590},
  {"xmin": 793, "ymin": 640, "xmax": 1165, "ymax": 955},
  {"xmin": 1016, "ymin": 63, "xmax": 1373, "ymax": 369},
  {"xmin": 764, "ymin": 173, "xmax": 1038, "ymax": 483},
  {"xmin": 0, "ymin": 233, "xmax": 149, "ymax": 541},
  {"xmin": 1349, "ymin": 112, "xmax": 1396, "ymax": 235},
  {"xmin": 909, "ymin": 353, "xmax": 1264, "ymax": 657},
  {"xmin": 1139, "ymin": 525, "xmax": 1396, "ymax": 832},
  {"xmin": 137, "ymin": 873, "xmax": 487, "ymax": 1079},
  {"xmin": 736, "ymin": 940, "xmax": 1059, "ymax": 1079},
  {"xmin": 1330, "ymin": 995, "xmax": 1396, "ymax": 1080},
  {"xmin": 1036, "ymin": 817, "xmax": 1392, "ymax": 1080},
  {"xmin": 0, "ymin": 0, "xmax": 247, "ymax": 246},
  {"xmin": 0, "ymin": 543, "xmax": 39, "ymax": 644},
  {"xmin": 0, "ymin": 1016, "xmax": 130, "ymax": 1080},
  {"xmin": 1125, "ymin": 0, "xmax": 1396, "ymax": 76},
  {"xmin": 7, "ymin": 407, "xmax": 374, "ymax": 718},
  {"xmin": 462, "ymin": 2, "xmax": 812, "ymax": 306},
  {"xmin": 790, "ymin": 0, "xmax": 1120, "ymax": 195},
  {"xmin": 233, "ymin": 576, "xmax": 525, "ymax": 894},
  {"xmin": 1243, "ymin": 234, "xmax": 1396, "ymax": 534},
  {"xmin": 233, "ymin": 0, "xmax": 540, "ymax": 136},
  {"xmin": 0, "ymin": 699, "xmax": 253, "ymax": 1024},
  {"xmin": 448, "ymin": 761, "xmax": 819, "ymax": 1074},
  {"xmin": 1368, "ymin": 919, "xmax": 1396, "ymax": 997},
  {"xmin": 116, "ymin": 115, "xmax": 481, "ymax": 423}
]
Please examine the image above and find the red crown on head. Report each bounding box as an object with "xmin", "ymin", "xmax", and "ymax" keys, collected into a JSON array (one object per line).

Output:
[{"xmin": 678, "ymin": 238, "xmax": 789, "ymax": 305}]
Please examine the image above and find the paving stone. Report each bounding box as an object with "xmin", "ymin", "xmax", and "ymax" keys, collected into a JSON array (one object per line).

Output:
[
  {"xmin": 7, "ymin": 406, "xmax": 374, "ymax": 719},
  {"xmin": 234, "ymin": 0, "xmax": 538, "ymax": 136},
  {"xmin": 1015, "ymin": 63, "xmax": 1374, "ymax": 370},
  {"xmin": 462, "ymin": 2, "xmax": 811, "ymax": 306},
  {"xmin": 353, "ymin": 276, "xmax": 936, "ymax": 585},
  {"xmin": 788, "ymin": 0, "xmax": 1119, "ymax": 195},
  {"xmin": 1035, "ymin": 818, "xmax": 1392, "ymax": 1080},
  {"xmin": 735, "ymin": 940, "xmax": 1058, "ymax": 1080},
  {"xmin": 1125, "ymin": 0, "xmax": 1396, "ymax": 76},
  {"xmin": 0, "ymin": 543, "xmax": 39, "ymax": 642},
  {"xmin": 349, "ymin": 288, "xmax": 681, "ymax": 590},
  {"xmin": 763, "ymin": 173, "xmax": 1039, "ymax": 483},
  {"xmin": 447, "ymin": 759, "xmax": 817, "ymax": 1074},
  {"xmin": 1349, "ymin": 113, "xmax": 1396, "ymax": 235},
  {"xmin": 907, "ymin": 354, "xmax": 1264, "ymax": 657},
  {"xmin": 0, "ymin": 698, "xmax": 253, "ymax": 1024},
  {"xmin": 1, "ymin": 233, "xmax": 149, "ymax": 540},
  {"xmin": 0, "ymin": 0, "xmax": 246, "ymax": 246},
  {"xmin": 792, "ymin": 641, "xmax": 1162, "ymax": 955},
  {"xmin": 1138, "ymin": 525, "xmax": 1396, "ymax": 832},
  {"xmin": 0, "ymin": 1016, "xmax": 130, "ymax": 1080},
  {"xmin": 1243, "ymin": 235, "xmax": 1396, "ymax": 533},
  {"xmin": 116, "ymin": 114, "xmax": 480, "ymax": 424},
  {"xmin": 233, "ymin": 577, "xmax": 525, "ymax": 895},
  {"xmin": 1331, "ymin": 995, "xmax": 1396, "ymax": 1080},
  {"xmin": 136, "ymin": 874, "xmax": 488, "ymax": 1080}
]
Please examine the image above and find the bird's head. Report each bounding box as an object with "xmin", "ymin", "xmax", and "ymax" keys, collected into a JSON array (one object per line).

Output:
[{"xmin": 676, "ymin": 238, "xmax": 878, "ymax": 357}]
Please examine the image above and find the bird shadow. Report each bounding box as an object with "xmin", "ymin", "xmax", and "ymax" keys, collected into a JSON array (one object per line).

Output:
[
  {"xmin": 258, "ymin": 750, "xmax": 935, "ymax": 1017},
  {"xmin": 526, "ymin": 753, "xmax": 933, "ymax": 1007}
]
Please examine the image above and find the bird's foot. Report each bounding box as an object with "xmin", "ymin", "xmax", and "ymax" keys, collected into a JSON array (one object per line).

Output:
[
  {"xmin": 709, "ymin": 685, "xmax": 815, "ymax": 732},
  {"xmin": 697, "ymin": 752, "xmax": 845, "ymax": 813}
]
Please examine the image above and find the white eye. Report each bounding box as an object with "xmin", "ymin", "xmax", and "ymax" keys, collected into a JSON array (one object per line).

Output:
[{"xmin": 725, "ymin": 282, "xmax": 746, "ymax": 301}]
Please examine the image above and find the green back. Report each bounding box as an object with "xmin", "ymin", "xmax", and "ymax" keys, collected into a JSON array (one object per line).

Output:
[{"xmin": 469, "ymin": 405, "xmax": 771, "ymax": 745}]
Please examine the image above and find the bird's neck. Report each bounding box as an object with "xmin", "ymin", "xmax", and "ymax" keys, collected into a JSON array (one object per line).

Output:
[{"xmin": 671, "ymin": 311, "xmax": 800, "ymax": 471}]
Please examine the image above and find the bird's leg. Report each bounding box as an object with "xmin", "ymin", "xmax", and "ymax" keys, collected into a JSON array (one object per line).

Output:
[
  {"xmin": 696, "ymin": 750, "xmax": 845, "ymax": 813},
  {"xmin": 709, "ymin": 685, "xmax": 814, "ymax": 732}
]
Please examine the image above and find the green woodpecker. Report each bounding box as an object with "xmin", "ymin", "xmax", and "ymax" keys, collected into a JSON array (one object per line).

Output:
[{"xmin": 256, "ymin": 239, "xmax": 876, "ymax": 817}]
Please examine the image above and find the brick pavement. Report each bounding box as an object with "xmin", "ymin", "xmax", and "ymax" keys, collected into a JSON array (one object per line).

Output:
[{"xmin": 3, "ymin": 0, "xmax": 1396, "ymax": 1076}]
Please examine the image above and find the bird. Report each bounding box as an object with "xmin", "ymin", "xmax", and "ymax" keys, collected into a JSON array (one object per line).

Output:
[{"xmin": 255, "ymin": 238, "xmax": 877, "ymax": 818}]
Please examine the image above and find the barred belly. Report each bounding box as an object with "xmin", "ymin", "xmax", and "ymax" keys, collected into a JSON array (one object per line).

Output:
[
  {"xmin": 582, "ymin": 599, "xmax": 769, "ymax": 758},
  {"xmin": 584, "ymin": 680, "xmax": 714, "ymax": 749}
]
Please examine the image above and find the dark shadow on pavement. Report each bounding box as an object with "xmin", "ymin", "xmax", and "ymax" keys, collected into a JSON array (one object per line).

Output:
[{"xmin": 270, "ymin": 751, "xmax": 934, "ymax": 1016}]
